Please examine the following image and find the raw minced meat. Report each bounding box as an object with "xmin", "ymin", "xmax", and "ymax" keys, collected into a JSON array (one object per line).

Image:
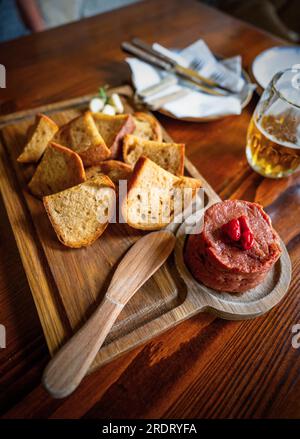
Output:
[{"xmin": 185, "ymin": 200, "xmax": 281, "ymax": 293}]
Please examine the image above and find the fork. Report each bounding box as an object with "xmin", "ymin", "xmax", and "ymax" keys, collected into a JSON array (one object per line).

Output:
[
  {"xmin": 190, "ymin": 58, "xmax": 226, "ymax": 83},
  {"xmin": 122, "ymin": 40, "xmax": 232, "ymax": 95},
  {"xmin": 189, "ymin": 58, "xmax": 205, "ymax": 72}
]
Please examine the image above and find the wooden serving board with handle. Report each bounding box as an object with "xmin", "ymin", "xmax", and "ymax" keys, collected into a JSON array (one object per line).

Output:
[{"xmin": 0, "ymin": 86, "xmax": 291, "ymax": 373}]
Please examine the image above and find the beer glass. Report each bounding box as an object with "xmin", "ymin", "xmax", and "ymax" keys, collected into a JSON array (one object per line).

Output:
[{"xmin": 246, "ymin": 67, "xmax": 300, "ymax": 178}]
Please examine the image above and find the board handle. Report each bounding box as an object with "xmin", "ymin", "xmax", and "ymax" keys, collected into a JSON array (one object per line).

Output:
[{"xmin": 42, "ymin": 296, "xmax": 123, "ymax": 399}]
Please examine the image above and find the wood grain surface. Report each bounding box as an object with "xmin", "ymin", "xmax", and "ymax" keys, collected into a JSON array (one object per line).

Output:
[
  {"xmin": 0, "ymin": 99, "xmax": 214, "ymax": 371},
  {"xmin": 1, "ymin": 92, "xmax": 290, "ymax": 381},
  {"xmin": 0, "ymin": 0, "xmax": 300, "ymax": 419},
  {"xmin": 43, "ymin": 230, "xmax": 176, "ymax": 399}
]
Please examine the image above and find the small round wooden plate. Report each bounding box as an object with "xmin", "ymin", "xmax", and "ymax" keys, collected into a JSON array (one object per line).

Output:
[{"xmin": 174, "ymin": 213, "xmax": 292, "ymax": 320}]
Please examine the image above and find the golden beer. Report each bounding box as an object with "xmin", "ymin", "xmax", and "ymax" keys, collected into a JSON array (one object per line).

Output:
[
  {"xmin": 246, "ymin": 68, "xmax": 300, "ymax": 178},
  {"xmin": 246, "ymin": 114, "xmax": 300, "ymax": 178}
]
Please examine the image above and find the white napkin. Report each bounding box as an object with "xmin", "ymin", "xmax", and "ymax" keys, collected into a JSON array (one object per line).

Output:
[{"xmin": 126, "ymin": 39, "xmax": 255, "ymax": 119}]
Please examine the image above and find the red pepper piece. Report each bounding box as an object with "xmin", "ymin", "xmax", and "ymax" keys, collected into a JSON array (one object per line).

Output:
[
  {"xmin": 238, "ymin": 215, "xmax": 250, "ymax": 232},
  {"xmin": 241, "ymin": 230, "xmax": 254, "ymax": 250},
  {"xmin": 222, "ymin": 218, "xmax": 241, "ymax": 241}
]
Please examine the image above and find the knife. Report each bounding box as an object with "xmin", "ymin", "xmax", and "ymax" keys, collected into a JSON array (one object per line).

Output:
[
  {"xmin": 130, "ymin": 38, "xmax": 233, "ymax": 93},
  {"xmin": 121, "ymin": 41, "xmax": 228, "ymax": 97}
]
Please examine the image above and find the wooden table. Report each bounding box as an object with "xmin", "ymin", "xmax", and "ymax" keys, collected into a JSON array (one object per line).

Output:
[{"xmin": 0, "ymin": 0, "xmax": 299, "ymax": 419}]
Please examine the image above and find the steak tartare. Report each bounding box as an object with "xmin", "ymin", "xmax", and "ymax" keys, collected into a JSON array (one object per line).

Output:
[{"xmin": 185, "ymin": 200, "xmax": 281, "ymax": 293}]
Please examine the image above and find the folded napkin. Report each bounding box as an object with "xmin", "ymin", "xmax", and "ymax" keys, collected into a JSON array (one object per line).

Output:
[{"xmin": 126, "ymin": 39, "xmax": 256, "ymax": 119}]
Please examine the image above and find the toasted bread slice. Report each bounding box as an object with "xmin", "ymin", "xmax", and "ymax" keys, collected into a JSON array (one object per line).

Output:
[
  {"xmin": 86, "ymin": 160, "xmax": 132, "ymax": 183},
  {"xmin": 53, "ymin": 124, "xmax": 70, "ymax": 147},
  {"xmin": 123, "ymin": 134, "xmax": 185, "ymax": 176},
  {"xmin": 132, "ymin": 112, "xmax": 162, "ymax": 142},
  {"xmin": 28, "ymin": 142, "xmax": 86, "ymax": 198},
  {"xmin": 174, "ymin": 176, "xmax": 202, "ymax": 194},
  {"xmin": 92, "ymin": 113, "xmax": 135, "ymax": 158},
  {"xmin": 64, "ymin": 112, "xmax": 111, "ymax": 166},
  {"xmin": 43, "ymin": 176, "xmax": 115, "ymax": 248},
  {"xmin": 172, "ymin": 175, "xmax": 203, "ymax": 220},
  {"xmin": 122, "ymin": 157, "xmax": 201, "ymax": 230},
  {"xmin": 17, "ymin": 114, "xmax": 59, "ymax": 163}
]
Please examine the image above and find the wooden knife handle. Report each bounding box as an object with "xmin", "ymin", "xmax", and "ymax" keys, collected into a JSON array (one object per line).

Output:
[
  {"xmin": 121, "ymin": 41, "xmax": 172, "ymax": 71},
  {"xmin": 138, "ymin": 75, "xmax": 177, "ymax": 98},
  {"xmin": 131, "ymin": 38, "xmax": 232, "ymax": 93},
  {"xmin": 42, "ymin": 296, "xmax": 123, "ymax": 399},
  {"xmin": 131, "ymin": 38, "xmax": 177, "ymax": 67}
]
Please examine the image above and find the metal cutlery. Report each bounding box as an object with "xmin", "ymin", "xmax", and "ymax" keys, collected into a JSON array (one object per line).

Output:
[
  {"xmin": 137, "ymin": 75, "xmax": 178, "ymax": 98},
  {"xmin": 189, "ymin": 58, "xmax": 205, "ymax": 72},
  {"xmin": 131, "ymin": 38, "xmax": 232, "ymax": 91},
  {"xmin": 143, "ymin": 89, "xmax": 189, "ymax": 110},
  {"xmin": 121, "ymin": 39, "xmax": 232, "ymax": 96},
  {"xmin": 190, "ymin": 57, "xmax": 229, "ymax": 85}
]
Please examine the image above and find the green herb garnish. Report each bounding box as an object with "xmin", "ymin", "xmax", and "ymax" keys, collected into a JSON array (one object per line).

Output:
[{"xmin": 98, "ymin": 87, "xmax": 108, "ymax": 104}]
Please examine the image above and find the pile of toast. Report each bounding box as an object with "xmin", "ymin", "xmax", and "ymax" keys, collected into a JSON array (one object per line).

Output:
[{"xmin": 17, "ymin": 109, "xmax": 202, "ymax": 248}]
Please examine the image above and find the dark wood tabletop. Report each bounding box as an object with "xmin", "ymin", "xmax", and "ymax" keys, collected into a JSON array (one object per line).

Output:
[{"xmin": 1, "ymin": 0, "xmax": 300, "ymax": 419}]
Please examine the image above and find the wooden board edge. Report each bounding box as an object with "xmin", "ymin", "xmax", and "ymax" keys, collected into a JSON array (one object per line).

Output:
[
  {"xmin": 0, "ymin": 88, "xmax": 223, "ymax": 370},
  {"xmin": 90, "ymin": 296, "xmax": 200, "ymax": 371},
  {"xmin": 175, "ymin": 220, "xmax": 292, "ymax": 318},
  {"xmin": 160, "ymin": 122, "xmax": 221, "ymax": 202},
  {"xmin": 0, "ymin": 85, "xmax": 134, "ymax": 128},
  {"xmin": 0, "ymin": 84, "xmax": 221, "ymax": 203},
  {"xmin": 184, "ymin": 157, "xmax": 222, "ymax": 203},
  {"xmin": 0, "ymin": 139, "xmax": 68, "ymax": 355}
]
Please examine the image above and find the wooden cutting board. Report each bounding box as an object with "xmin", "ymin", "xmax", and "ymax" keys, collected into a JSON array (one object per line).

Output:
[{"xmin": 0, "ymin": 86, "xmax": 291, "ymax": 372}]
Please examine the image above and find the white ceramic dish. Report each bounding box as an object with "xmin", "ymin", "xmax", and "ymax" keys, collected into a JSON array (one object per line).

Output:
[
  {"xmin": 129, "ymin": 46, "xmax": 255, "ymax": 122},
  {"xmin": 158, "ymin": 69, "xmax": 253, "ymax": 122},
  {"xmin": 252, "ymin": 46, "xmax": 300, "ymax": 91}
]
